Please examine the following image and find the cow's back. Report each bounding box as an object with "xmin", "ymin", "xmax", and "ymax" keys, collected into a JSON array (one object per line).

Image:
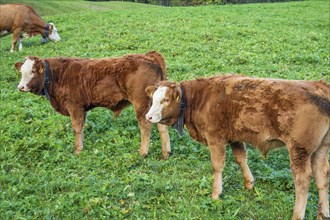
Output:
[
  {"xmin": 185, "ymin": 75, "xmax": 330, "ymax": 151},
  {"xmin": 0, "ymin": 4, "xmax": 38, "ymax": 31},
  {"xmin": 222, "ymin": 75, "xmax": 330, "ymax": 113},
  {"xmin": 44, "ymin": 54, "xmax": 165, "ymax": 116},
  {"xmin": 0, "ymin": 4, "xmax": 18, "ymax": 30},
  {"xmin": 221, "ymin": 75, "xmax": 329, "ymax": 150}
]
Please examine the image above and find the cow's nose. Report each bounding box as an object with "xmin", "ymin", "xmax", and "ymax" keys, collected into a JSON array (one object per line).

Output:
[
  {"xmin": 18, "ymin": 85, "xmax": 24, "ymax": 91},
  {"xmin": 146, "ymin": 115, "xmax": 152, "ymax": 121}
]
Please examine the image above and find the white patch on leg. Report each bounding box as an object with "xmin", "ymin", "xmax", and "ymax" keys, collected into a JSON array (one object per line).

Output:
[
  {"xmin": 146, "ymin": 86, "xmax": 168, "ymax": 123},
  {"xmin": 17, "ymin": 58, "xmax": 35, "ymax": 92},
  {"xmin": 18, "ymin": 38, "xmax": 23, "ymax": 51}
]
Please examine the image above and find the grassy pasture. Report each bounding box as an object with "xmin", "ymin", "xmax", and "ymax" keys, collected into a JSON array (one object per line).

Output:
[{"xmin": 0, "ymin": 0, "xmax": 329, "ymax": 219}]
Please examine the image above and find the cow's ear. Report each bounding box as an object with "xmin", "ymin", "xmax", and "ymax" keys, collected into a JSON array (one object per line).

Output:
[
  {"xmin": 38, "ymin": 65, "xmax": 44, "ymax": 74},
  {"xmin": 145, "ymin": 86, "xmax": 156, "ymax": 98},
  {"xmin": 33, "ymin": 58, "xmax": 44, "ymax": 74},
  {"xmin": 174, "ymin": 85, "xmax": 181, "ymax": 103},
  {"xmin": 171, "ymin": 83, "xmax": 181, "ymax": 102},
  {"xmin": 14, "ymin": 62, "xmax": 23, "ymax": 72},
  {"xmin": 49, "ymin": 23, "xmax": 54, "ymax": 35}
]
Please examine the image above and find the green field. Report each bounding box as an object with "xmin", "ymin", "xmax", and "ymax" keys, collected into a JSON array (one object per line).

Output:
[{"xmin": 0, "ymin": 0, "xmax": 329, "ymax": 219}]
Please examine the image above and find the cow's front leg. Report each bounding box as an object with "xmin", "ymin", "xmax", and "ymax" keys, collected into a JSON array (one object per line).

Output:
[
  {"xmin": 230, "ymin": 141, "xmax": 254, "ymax": 190},
  {"xmin": 207, "ymin": 135, "xmax": 226, "ymax": 199},
  {"xmin": 69, "ymin": 108, "xmax": 86, "ymax": 155},
  {"xmin": 137, "ymin": 118, "xmax": 152, "ymax": 157},
  {"xmin": 157, "ymin": 123, "xmax": 171, "ymax": 160}
]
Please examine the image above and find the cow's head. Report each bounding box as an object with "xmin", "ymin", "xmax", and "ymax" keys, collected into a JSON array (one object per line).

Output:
[
  {"xmin": 145, "ymin": 81, "xmax": 182, "ymax": 126},
  {"xmin": 15, "ymin": 56, "xmax": 45, "ymax": 94},
  {"xmin": 48, "ymin": 23, "xmax": 61, "ymax": 42}
]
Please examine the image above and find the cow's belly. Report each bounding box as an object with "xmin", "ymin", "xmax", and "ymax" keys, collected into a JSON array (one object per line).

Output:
[{"xmin": 237, "ymin": 133, "xmax": 286, "ymax": 157}]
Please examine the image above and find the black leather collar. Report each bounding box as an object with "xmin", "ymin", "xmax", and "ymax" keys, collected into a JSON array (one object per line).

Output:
[
  {"xmin": 172, "ymin": 86, "xmax": 185, "ymax": 136},
  {"xmin": 44, "ymin": 24, "xmax": 50, "ymax": 37},
  {"xmin": 40, "ymin": 61, "xmax": 51, "ymax": 100}
]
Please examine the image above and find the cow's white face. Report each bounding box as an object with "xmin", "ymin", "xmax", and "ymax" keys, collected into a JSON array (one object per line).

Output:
[
  {"xmin": 146, "ymin": 86, "xmax": 168, "ymax": 123},
  {"xmin": 17, "ymin": 58, "xmax": 35, "ymax": 92},
  {"xmin": 145, "ymin": 83, "xmax": 181, "ymax": 126},
  {"xmin": 48, "ymin": 23, "xmax": 61, "ymax": 42}
]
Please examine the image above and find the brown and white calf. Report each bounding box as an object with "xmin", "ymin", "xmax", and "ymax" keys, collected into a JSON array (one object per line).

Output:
[
  {"xmin": 0, "ymin": 4, "xmax": 61, "ymax": 52},
  {"xmin": 14, "ymin": 51, "xmax": 171, "ymax": 159},
  {"xmin": 145, "ymin": 74, "xmax": 330, "ymax": 220}
]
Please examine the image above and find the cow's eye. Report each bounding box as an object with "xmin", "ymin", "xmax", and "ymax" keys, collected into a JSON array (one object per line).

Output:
[{"xmin": 163, "ymin": 98, "xmax": 169, "ymax": 102}]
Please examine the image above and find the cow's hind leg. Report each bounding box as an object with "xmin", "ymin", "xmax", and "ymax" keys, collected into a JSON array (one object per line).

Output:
[
  {"xmin": 157, "ymin": 123, "xmax": 171, "ymax": 160},
  {"xmin": 11, "ymin": 28, "xmax": 22, "ymax": 52},
  {"xmin": 230, "ymin": 142, "xmax": 254, "ymax": 190},
  {"xmin": 289, "ymin": 144, "xmax": 313, "ymax": 220},
  {"xmin": 311, "ymin": 130, "xmax": 330, "ymax": 220},
  {"xmin": 69, "ymin": 108, "xmax": 86, "ymax": 155}
]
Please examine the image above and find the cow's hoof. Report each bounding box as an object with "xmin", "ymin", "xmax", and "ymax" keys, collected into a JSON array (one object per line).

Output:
[
  {"xmin": 245, "ymin": 179, "xmax": 255, "ymax": 190},
  {"xmin": 74, "ymin": 150, "xmax": 81, "ymax": 155},
  {"xmin": 316, "ymin": 212, "xmax": 329, "ymax": 220},
  {"xmin": 292, "ymin": 212, "xmax": 304, "ymax": 220},
  {"xmin": 139, "ymin": 152, "xmax": 148, "ymax": 158},
  {"xmin": 211, "ymin": 193, "xmax": 221, "ymax": 200},
  {"xmin": 161, "ymin": 151, "xmax": 172, "ymax": 160}
]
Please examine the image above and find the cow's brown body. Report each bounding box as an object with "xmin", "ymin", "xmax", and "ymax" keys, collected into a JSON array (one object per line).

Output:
[
  {"xmin": 15, "ymin": 51, "xmax": 171, "ymax": 158},
  {"xmin": 146, "ymin": 74, "xmax": 330, "ymax": 219},
  {"xmin": 0, "ymin": 4, "xmax": 60, "ymax": 52}
]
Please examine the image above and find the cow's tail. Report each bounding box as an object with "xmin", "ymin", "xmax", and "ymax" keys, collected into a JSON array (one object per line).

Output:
[
  {"xmin": 146, "ymin": 51, "xmax": 166, "ymax": 81},
  {"xmin": 307, "ymin": 80, "xmax": 330, "ymax": 117}
]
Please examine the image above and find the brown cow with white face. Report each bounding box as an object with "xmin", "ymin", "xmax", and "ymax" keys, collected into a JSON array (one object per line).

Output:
[
  {"xmin": 14, "ymin": 51, "xmax": 171, "ymax": 159},
  {"xmin": 0, "ymin": 4, "xmax": 61, "ymax": 52},
  {"xmin": 145, "ymin": 74, "xmax": 330, "ymax": 220}
]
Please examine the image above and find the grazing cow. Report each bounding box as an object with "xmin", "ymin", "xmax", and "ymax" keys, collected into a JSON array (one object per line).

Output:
[
  {"xmin": 14, "ymin": 51, "xmax": 171, "ymax": 159},
  {"xmin": 0, "ymin": 4, "xmax": 61, "ymax": 52},
  {"xmin": 145, "ymin": 74, "xmax": 330, "ymax": 220}
]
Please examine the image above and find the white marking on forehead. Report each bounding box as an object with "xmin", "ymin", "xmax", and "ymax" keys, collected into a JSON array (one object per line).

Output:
[
  {"xmin": 153, "ymin": 86, "xmax": 168, "ymax": 103},
  {"xmin": 18, "ymin": 58, "xmax": 35, "ymax": 91},
  {"xmin": 21, "ymin": 58, "xmax": 35, "ymax": 74}
]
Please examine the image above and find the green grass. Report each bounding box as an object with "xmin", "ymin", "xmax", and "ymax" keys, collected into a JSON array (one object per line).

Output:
[
  {"xmin": 0, "ymin": 0, "xmax": 329, "ymax": 219},
  {"xmin": 0, "ymin": 0, "xmax": 157, "ymax": 16}
]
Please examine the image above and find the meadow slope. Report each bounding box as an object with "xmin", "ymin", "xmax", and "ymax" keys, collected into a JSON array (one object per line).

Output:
[{"xmin": 0, "ymin": 1, "xmax": 329, "ymax": 219}]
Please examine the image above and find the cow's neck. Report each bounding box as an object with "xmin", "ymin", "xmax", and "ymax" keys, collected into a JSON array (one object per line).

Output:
[
  {"xmin": 179, "ymin": 80, "xmax": 210, "ymax": 144},
  {"xmin": 26, "ymin": 18, "xmax": 49, "ymax": 37}
]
